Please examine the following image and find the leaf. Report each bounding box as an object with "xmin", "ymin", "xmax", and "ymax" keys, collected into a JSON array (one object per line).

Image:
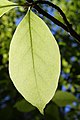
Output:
[
  {"xmin": 14, "ymin": 99, "xmax": 35, "ymax": 112},
  {"xmin": 0, "ymin": 0, "xmax": 17, "ymax": 17},
  {"xmin": 9, "ymin": 10, "xmax": 60, "ymax": 114},
  {"xmin": 52, "ymin": 90, "xmax": 78, "ymax": 107},
  {"xmin": 45, "ymin": 103, "xmax": 61, "ymax": 120}
]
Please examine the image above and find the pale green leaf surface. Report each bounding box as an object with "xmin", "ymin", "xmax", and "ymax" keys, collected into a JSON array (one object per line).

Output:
[
  {"xmin": 14, "ymin": 99, "xmax": 35, "ymax": 112},
  {"xmin": 0, "ymin": 0, "xmax": 17, "ymax": 17},
  {"xmin": 52, "ymin": 90, "xmax": 78, "ymax": 107},
  {"xmin": 9, "ymin": 10, "xmax": 60, "ymax": 114}
]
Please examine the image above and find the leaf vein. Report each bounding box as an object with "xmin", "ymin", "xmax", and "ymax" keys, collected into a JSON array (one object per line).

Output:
[{"xmin": 28, "ymin": 10, "xmax": 42, "ymax": 103}]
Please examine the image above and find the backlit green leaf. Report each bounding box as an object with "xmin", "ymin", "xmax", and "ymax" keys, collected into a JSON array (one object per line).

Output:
[
  {"xmin": 52, "ymin": 90, "xmax": 78, "ymax": 107},
  {"xmin": 9, "ymin": 10, "xmax": 60, "ymax": 114},
  {"xmin": 0, "ymin": 0, "xmax": 17, "ymax": 17}
]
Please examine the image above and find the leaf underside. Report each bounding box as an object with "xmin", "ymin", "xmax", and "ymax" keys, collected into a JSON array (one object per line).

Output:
[
  {"xmin": 9, "ymin": 10, "xmax": 60, "ymax": 114},
  {"xmin": 0, "ymin": 0, "xmax": 17, "ymax": 17}
]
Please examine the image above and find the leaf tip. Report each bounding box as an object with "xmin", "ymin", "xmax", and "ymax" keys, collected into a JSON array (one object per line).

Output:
[
  {"xmin": 37, "ymin": 103, "xmax": 46, "ymax": 115},
  {"xmin": 39, "ymin": 108, "xmax": 44, "ymax": 115}
]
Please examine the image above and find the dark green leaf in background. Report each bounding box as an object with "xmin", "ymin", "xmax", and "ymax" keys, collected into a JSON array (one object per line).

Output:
[
  {"xmin": 52, "ymin": 90, "xmax": 78, "ymax": 107},
  {"xmin": 14, "ymin": 99, "xmax": 35, "ymax": 112}
]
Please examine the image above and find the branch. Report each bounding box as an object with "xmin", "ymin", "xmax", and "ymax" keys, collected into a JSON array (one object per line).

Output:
[
  {"xmin": 34, "ymin": 1, "xmax": 71, "ymax": 27},
  {"xmin": 34, "ymin": 5, "xmax": 68, "ymax": 32},
  {"xmin": 26, "ymin": 0, "xmax": 80, "ymax": 43}
]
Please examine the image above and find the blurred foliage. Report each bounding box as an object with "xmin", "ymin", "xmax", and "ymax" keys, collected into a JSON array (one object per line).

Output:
[
  {"xmin": 52, "ymin": 90, "xmax": 78, "ymax": 107},
  {"xmin": 0, "ymin": 0, "xmax": 80, "ymax": 120}
]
